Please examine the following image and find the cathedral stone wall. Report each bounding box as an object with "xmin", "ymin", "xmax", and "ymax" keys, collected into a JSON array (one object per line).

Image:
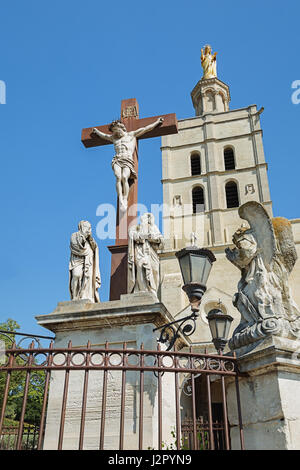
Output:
[
  {"xmin": 289, "ymin": 219, "xmax": 300, "ymax": 308},
  {"xmin": 158, "ymin": 76, "xmax": 300, "ymax": 346}
]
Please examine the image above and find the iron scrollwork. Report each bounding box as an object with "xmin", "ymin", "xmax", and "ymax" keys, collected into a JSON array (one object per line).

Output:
[
  {"xmin": 0, "ymin": 329, "xmax": 54, "ymax": 349},
  {"xmin": 153, "ymin": 311, "xmax": 198, "ymax": 351}
]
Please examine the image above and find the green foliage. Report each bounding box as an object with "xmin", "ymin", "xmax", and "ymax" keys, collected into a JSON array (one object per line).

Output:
[
  {"xmin": 0, "ymin": 319, "xmax": 46, "ymax": 427},
  {"xmin": 0, "ymin": 318, "xmax": 20, "ymax": 347},
  {"xmin": 0, "ymin": 422, "xmax": 39, "ymax": 450},
  {"xmin": 7, "ymin": 370, "xmax": 46, "ymax": 425},
  {"xmin": 161, "ymin": 426, "xmax": 209, "ymax": 450},
  {"xmin": 0, "ymin": 319, "xmax": 22, "ymax": 419},
  {"xmin": 161, "ymin": 427, "xmax": 187, "ymax": 450}
]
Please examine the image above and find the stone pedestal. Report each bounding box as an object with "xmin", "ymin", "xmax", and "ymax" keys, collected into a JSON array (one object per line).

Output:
[
  {"xmin": 107, "ymin": 244, "xmax": 129, "ymax": 301},
  {"xmin": 191, "ymin": 77, "xmax": 230, "ymax": 116},
  {"xmin": 227, "ymin": 336, "xmax": 300, "ymax": 450},
  {"xmin": 36, "ymin": 293, "xmax": 186, "ymax": 450}
]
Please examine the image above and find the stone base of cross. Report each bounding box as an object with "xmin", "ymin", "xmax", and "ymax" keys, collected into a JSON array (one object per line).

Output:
[{"xmin": 81, "ymin": 98, "xmax": 178, "ymax": 300}]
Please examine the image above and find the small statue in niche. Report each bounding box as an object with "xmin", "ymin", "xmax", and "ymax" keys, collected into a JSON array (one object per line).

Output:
[{"xmin": 245, "ymin": 183, "xmax": 255, "ymax": 195}]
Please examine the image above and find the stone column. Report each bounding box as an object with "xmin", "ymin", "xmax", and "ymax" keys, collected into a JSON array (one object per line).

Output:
[{"xmin": 227, "ymin": 336, "xmax": 300, "ymax": 450}]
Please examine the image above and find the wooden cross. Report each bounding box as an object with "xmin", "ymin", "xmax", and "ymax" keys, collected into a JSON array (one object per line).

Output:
[{"xmin": 81, "ymin": 98, "xmax": 178, "ymax": 300}]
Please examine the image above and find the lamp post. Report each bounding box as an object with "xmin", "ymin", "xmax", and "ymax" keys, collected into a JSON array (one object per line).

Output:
[
  {"xmin": 175, "ymin": 247, "xmax": 216, "ymax": 313},
  {"xmin": 206, "ymin": 308, "xmax": 234, "ymax": 353},
  {"xmin": 154, "ymin": 246, "xmax": 216, "ymax": 350}
]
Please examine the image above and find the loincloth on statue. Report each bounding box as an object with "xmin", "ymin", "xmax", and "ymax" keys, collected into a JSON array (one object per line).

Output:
[{"xmin": 111, "ymin": 155, "xmax": 137, "ymax": 179}]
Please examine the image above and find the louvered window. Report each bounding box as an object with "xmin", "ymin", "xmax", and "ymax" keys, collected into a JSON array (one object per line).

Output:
[
  {"xmin": 224, "ymin": 148, "xmax": 235, "ymax": 170},
  {"xmin": 191, "ymin": 154, "xmax": 201, "ymax": 175},
  {"xmin": 192, "ymin": 187, "xmax": 204, "ymax": 213},
  {"xmin": 225, "ymin": 182, "xmax": 239, "ymax": 208}
]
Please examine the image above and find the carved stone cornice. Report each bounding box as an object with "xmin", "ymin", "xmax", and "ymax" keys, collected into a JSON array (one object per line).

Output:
[
  {"xmin": 191, "ymin": 77, "xmax": 231, "ymax": 100},
  {"xmin": 35, "ymin": 294, "xmax": 188, "ymax": 350}
]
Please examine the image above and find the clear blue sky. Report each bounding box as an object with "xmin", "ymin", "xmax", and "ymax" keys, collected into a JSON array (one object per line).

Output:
[{"xmin": 0, "ymin": 0, "xmax": 299, "ymax": 336}]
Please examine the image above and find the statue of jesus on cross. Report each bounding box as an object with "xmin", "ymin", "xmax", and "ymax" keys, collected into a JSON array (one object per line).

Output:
[
  {"xmin": 82, "ymin": 98, "xmax": 178, "ymax": 300},
  {"xmin": 92, "ymin": 117, "xmax": 164, "ymax": 211}
]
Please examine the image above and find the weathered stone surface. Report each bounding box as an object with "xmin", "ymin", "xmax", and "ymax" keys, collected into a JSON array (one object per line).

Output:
[
  {"xmin": 227, "ymin": 336, "xmax": 300, "ymax": 450},
  {"xmin": 37, "ymin": 295, "xmax": 185, "ymax": 449},
  {"xmin": 36, "ymin": 293, "xmax": 178, "ymax": 333},
  {"xmin": 230, "ymin": 420, "xmax": 289, "ymax": 450}
]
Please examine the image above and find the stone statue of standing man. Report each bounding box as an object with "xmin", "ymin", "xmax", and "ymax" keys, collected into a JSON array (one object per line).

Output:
[
  {"xmin": 69, "ymin": 220, "xmax": 101, "ymax": 303},
  {"xmin": 92, "ymin": 118, "xmax": 164, "ymax": 211}
]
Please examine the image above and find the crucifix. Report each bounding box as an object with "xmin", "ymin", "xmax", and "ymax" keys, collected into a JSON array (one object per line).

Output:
[{"xmin": 81, "ymin": 98, "xmax": 178, "ymax": 300}]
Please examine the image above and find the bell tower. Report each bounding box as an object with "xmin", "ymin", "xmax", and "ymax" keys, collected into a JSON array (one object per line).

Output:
[
  {"xmin": 191, "ymin": 77, "xmax": 230, "ymax": 115},
  {"xmin": 159, "ymin": 47, "xmax": 273, "ymax": 330}
]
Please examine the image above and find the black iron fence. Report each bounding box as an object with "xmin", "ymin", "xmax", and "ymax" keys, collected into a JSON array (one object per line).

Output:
[
  {"xmin": 0, "ymin": 340, "xmax": 244, "ymax": 450},
  {"xmin": 181, "ymin": 417, "xmax": 225, "ymax": 450},
  {"xmin": 0, "ymin": 425, "xmax": 39, "ymax": 450}
]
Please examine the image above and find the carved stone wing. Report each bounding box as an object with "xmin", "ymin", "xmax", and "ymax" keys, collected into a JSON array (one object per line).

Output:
[
  {"xmin": 238, "ymin": 201, "xmax": 276, "ymax": 271},
  {"xmin": 272, "ymin": 217, "xmax": 298, "ymax": 273}
]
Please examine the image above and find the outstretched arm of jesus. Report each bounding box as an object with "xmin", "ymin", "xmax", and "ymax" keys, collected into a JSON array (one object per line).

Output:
[
  {"xmin": 92, "ymin": 128, "xmax": 113, "ymax": 142},
  {"xmin": 133, "ymin": 117, "xmax": 164, "ymax": 138}
]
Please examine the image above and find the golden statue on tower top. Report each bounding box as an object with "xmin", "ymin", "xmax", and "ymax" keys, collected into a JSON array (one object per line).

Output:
[{"xmin": 201, "ymin": 45, "xmax": 217, "ymax": 80}]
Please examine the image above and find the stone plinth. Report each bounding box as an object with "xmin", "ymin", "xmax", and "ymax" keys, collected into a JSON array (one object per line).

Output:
[
  {"xmin": 226, "ymin": 336, "xmax": 300, "ymax": 450},
  {"xmin": 36, "ymin": 293, "xmax": 186, "ymax": 450}
]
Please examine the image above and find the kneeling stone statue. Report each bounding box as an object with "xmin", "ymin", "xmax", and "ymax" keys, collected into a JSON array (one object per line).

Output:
[
  {"xmin": 226, "ymin": 201, "xmax": 300, "ymax": 350},
  {"xmin": 69, "ymin": 220, "xmax": 101, "ymax": 303}
]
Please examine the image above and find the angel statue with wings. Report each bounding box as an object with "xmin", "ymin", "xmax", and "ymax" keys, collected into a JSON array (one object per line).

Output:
[{"xmin": 225, "ymin": 201, "xmax": 300, "ymax": 351}]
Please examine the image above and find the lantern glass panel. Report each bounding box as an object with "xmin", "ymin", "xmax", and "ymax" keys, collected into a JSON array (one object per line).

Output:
[
  {"xmin": 190, "ymin": 254, "xmax": 212, "ymax": 284},
  {"xmin": 179, "ymin": 253, "xmax": 191, "ymax": 284},
  {"xmin": 208, "ymin": 318, "xmax": 217, "ymax": 340},
  {"xmin": 224, "ymin": 319, "xmax": 232, "ymax": 341},
  {"xmin": 190, "ymin": 254, "xmax": 203, "ymax": 283},
  {"xmin": 215, "ymin": 319, "xmax": 226, "ymax": 339},
  {"xmin": 202, "ymin": 257, "xmax": 213, "ymax": 284}
]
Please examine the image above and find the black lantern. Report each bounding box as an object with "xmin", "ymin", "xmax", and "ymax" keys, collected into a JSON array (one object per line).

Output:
[
  {"xmin": 153, "ymin": 246, "xmax": 216, "ymax": 351},
  {"xmin": 206, "ymin": 308, "xmax": 234, "ymax": 353},
  {"xmin": 175, "ymin": 247, "xmax": 216, "ymax": 312}
]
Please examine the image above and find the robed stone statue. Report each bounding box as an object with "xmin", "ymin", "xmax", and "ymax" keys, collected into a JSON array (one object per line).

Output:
[
  {"xmin": 128, "ymin": 213, "xmax": 163, "ymax": 296},
  {"xmin": 69, "ymin": 220, "xmax": 101, "ymax": 303}
]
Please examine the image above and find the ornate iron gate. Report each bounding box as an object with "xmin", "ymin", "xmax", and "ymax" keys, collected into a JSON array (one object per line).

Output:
[{"xmin": 0, "ymin": 339, "xmax": 244, "ymax": 450}]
